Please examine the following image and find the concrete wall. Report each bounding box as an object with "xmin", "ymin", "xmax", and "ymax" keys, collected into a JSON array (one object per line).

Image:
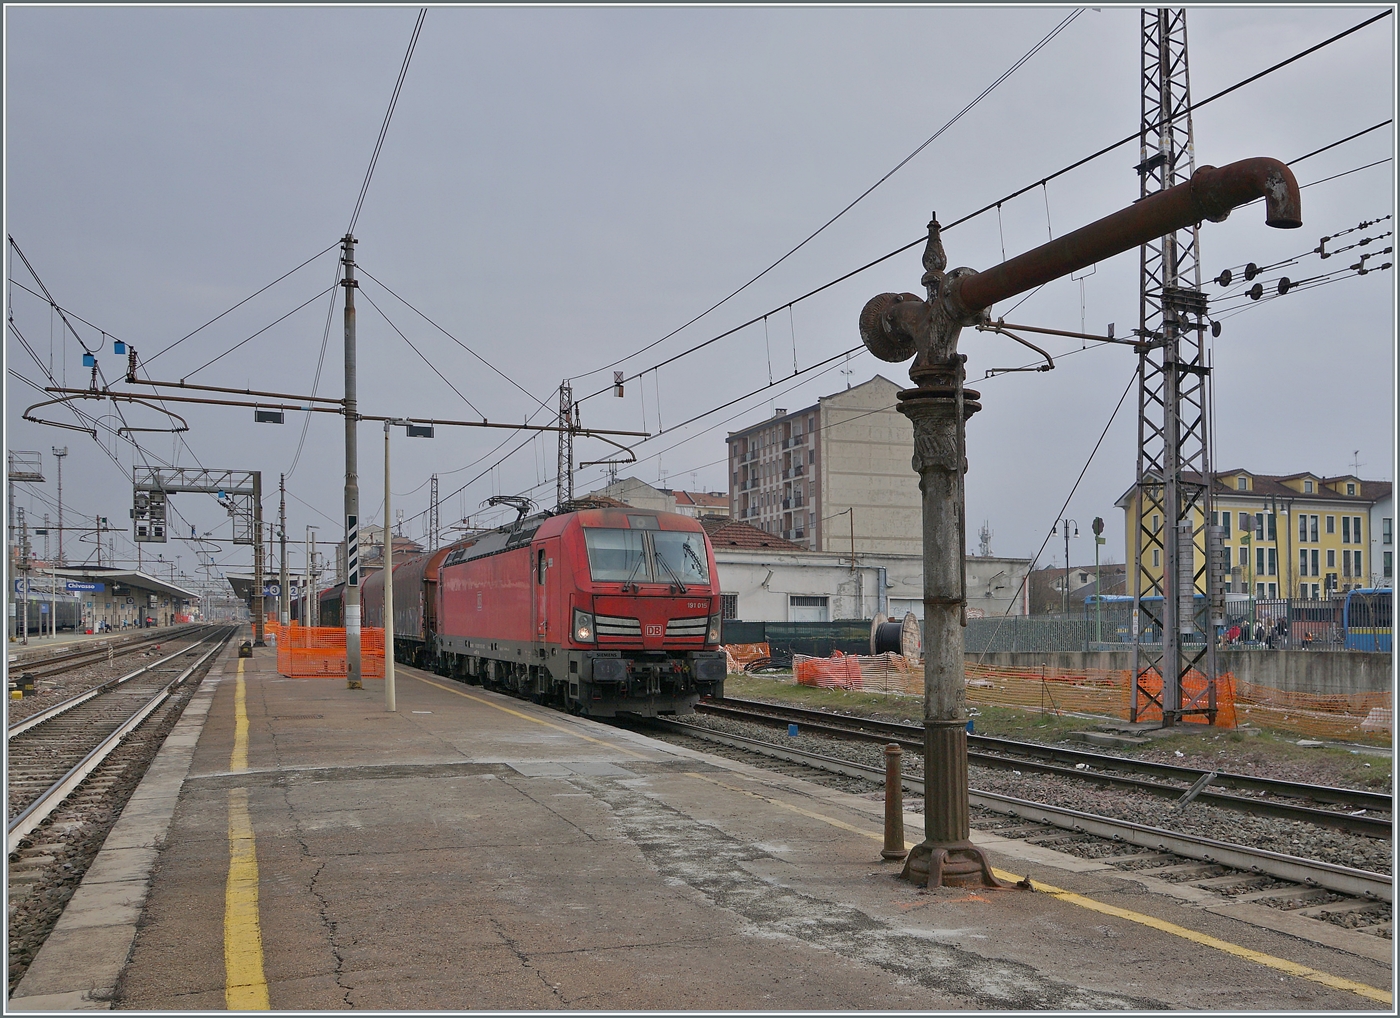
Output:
[
  {"xmin": 970, "ymin": 650, "xmax": 1392, "ymax": 696},
  {"xmin": 817, "ymin": 376, "xmax": 921, "ymax": 558}
]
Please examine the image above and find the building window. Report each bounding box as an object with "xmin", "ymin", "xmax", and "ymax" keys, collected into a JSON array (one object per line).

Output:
[
  {"xmin": 789, "ymin": 595, "xmax": 829, "ymax": 622},
  {"xmin": 1152, "ymin": 549, "xmax": 1160, "ymax": 568},
  {"xmin": 1385, "ymin": 551, "xmax": 1392, "ymax": 579},
  {"xmin": 1342, "ymin": 550, "xmax": 1350, "ymax": 577},
  {"xmin": 1354, "ymin": 517, "xmax": 1362, "ymax": 543},
  {"xmin": 1304, "ymin": 480, "xmax": 1314, "ymax": 493},
  {"xmin": 1353, "ymin": 550, "xmax": 1362, "ymax": 577},
  {"xmin": 1327, "ymin": 549, "xmax": 1336, "ymax": 569},
  {"xmin": 1256, "ymin": 582, "xmax": 1265, "ymax": 598},
  {"xmin": 720, "ymin": 593, "xmax": 739, "ymax": 620},
  {"xmin": 1222, "ymin": 512, "xmax": 1231, "ymax": 538},
  {"xmin": 1347, "ymin": 482, "xmax": 1356, "ymax": 496},
  {"xmin": 1310, "ymin": 516, "xmax": 1319, "ymax": 542},
  {"xmin": 1310, "ymin": 549, "xmax": 1319, "ymax": 576},
  {"xmin": 1237, "ymin": 476, "xmax": 1247, "ymax": 490},
  {"xmin": 808, "ymin": 450, "xmax": 814, "ymax": 464},
  {"xmin": 1267, "ymin": 514, "xmax": 1276, "ymax": 541},
  {"xmin": 1298, "ymin": 514, "xmax": 1308, "ymax": 543},
  {"xmin": 1268, "ymin": 583, "xmax": 1276, "ymax": 598},
  {"xmin": 1256, "ymin": 547, "xmax": 1265, "ymax": 576},
  {"xmin": 1312, "ymin": 583, "xmax": 1321, "ymax": 599},
  {"xmin": 1223, "ymin": 546, "xmax": 1232, "ymax": 570},
  {"xmin": 1384, "ymin": 518, "xmax": 1392, "ymax": 545},
  {"xmin": 1268, "ymin": 548, "xmax": 1277, "ymax": 576},
  {"xmin": 1342, "ymin": 516, "xmax": 1351, "ymax": 543},
  {"xmin": 1152, "ymin": 514, "xmax": 1160, "ymax": 533},
  {"xmin": 1326, "ymin": 515, "xmax": 1335, "ymax": 535},
  {"xmin": 1299, "ymin": 550, "xmax": 1308, "ymax": 577}
]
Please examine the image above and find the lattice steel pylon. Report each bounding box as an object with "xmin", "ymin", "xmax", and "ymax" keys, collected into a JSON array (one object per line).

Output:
[
  {"xmin": 556, "ymin": 381, "xmax": 575, "ymax": 509},
  {"xmin": 428, "ymin": 473, "xmax": 439, "ymax": 551},
  {"xmin": 1129, "ymin": 8, "xmax": 1221, "ymax": 725}
]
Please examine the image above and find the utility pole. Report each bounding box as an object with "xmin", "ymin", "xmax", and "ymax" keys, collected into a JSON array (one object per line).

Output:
[
  {"xmin": 252, "ymin": 471, "xmax": 266, "ymax": 646},
  {"xmin": 52, "ymin": 447, "xmax": 67, "ymax": 565},
  {"xmin": 1053, "ymin": 518, "xmax": 1078, "ymax": 617},
  {"xmin": 428, "ymin": 473, "xmax": 439, "ymax": 551},
  {"xmin": 556, "ymin": 381, "xmax": 575, "ymax": 509},
  {"xmin": 1129, "ymin": 8, "xmax": 1221, "ymax": 726},
  {"xmin": 278, "ymin": 473, "xmax": 289, "ymax": 625},
  {"xmin": 343, "ymin": 234, "xmax": 363, "ymax": 689},
  {"xmin": 305, "ymin": 524, "xmax": 318, "ymax": 626},
  {"xmin": 18, "ymin": 508, "xmax": 30, "ymax": 644}
]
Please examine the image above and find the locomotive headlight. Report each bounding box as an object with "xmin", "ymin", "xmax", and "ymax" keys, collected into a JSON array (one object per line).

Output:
[
  {"xmin": 573, "ymin": 608, "xmax": 596, "ymax": 643},
  {"xmin": 706, "ymin": 613, "xmax": 722, "ymax": 644}
]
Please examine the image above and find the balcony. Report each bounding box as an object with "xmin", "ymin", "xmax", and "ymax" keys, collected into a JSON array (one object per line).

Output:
[{"xmin": 781, "ymin": 499, "xmax": 792, "ymax": 510}]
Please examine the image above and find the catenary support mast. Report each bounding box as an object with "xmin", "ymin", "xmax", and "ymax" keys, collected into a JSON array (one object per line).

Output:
[
  {"xmin": 1129, "ymin": 8, "xmax": 1221, "ymax": 726},
  {"xmin": 343, "ymin": 235, "xmax": 363, "ymax": 689}
]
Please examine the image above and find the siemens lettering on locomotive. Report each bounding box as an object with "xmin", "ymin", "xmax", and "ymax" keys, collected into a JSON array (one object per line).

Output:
[{"xmin": 344, "ymin": 506, "xmax": 726, "ymax": 716}]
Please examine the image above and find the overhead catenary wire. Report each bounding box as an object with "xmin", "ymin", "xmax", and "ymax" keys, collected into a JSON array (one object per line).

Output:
[
  {"xmin": 568, "ymin": 9, "xmax": 1085, "ymax": 384},
  {"xmin": 358, "ymin": 286, "xmax": 486, "ymax": 419},
  {"xmin": 572, "ymin": 13, "xmax": 1393, "ymax": 409},
  {"xmin": 346, "ymin": 8, "xmax": 427, "ymax": 235}
]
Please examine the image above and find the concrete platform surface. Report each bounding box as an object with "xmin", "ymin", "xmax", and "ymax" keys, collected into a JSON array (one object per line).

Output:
[{"xmin": 10, "ymin": 646, "xmax": 1393, "ymax": 1011}]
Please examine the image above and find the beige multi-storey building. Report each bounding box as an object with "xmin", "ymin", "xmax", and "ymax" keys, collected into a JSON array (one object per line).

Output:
[
  {"xmin": 1116, "ymin": 469, "xmax": 1391, "ymax": 600},
  {"xmin": 726, "ymin": 375, "xmax": 920, "ymax": 556}
]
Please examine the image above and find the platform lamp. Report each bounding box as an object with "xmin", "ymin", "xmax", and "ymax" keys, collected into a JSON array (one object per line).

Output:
[
  {"xmin": 1091, "ymin": 517, "xmax": 1106, "ymax": 644},
  {"xmin": 383, "ymin": 419, "xmax": 434, "ymax": 712}
]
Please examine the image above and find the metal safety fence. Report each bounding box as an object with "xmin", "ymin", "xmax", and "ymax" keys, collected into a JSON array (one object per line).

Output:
[{"xmin": 266, "ymin": 623, "xmax": 385, "ymax": 678}]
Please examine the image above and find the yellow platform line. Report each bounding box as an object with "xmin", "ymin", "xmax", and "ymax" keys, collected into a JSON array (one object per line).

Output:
[
  {"xmin": 225, "ymin": 659, "xmax": 269, "ymax": 1010},
  {"xmin": 687, "ymin": 772, "xmax": 1391, "ymax": 1005},
  {"xmin": 409, "ymin": 673, "xmax": 649, "ymax": 759}
]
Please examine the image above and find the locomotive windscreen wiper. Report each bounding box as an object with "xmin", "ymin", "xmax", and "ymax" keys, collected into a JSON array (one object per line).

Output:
[
  {"xmin": 653, "ymin": 551, "xmax": 688, "ymax": 594},
  {"xmin": 623, "ymin": 552, "xmax": 646, "ymax": 593}
]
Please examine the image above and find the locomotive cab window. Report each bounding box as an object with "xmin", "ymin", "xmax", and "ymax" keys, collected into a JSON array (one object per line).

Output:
[
  {"xmin": 583, "ymin": 528, "xmax": 650, "ymax": 582},
  {"xmin": 652, "ymin": 531, "xmax": 710, "ymax": 585}
]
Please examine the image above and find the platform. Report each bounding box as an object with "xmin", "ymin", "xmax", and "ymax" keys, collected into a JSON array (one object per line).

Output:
[{"xmin": 10, "ymin": 644, "xmax": 1392, "ymax": 1011}]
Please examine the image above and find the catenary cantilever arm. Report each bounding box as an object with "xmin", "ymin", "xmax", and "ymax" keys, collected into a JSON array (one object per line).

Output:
[{"xmin": 949, "ymin": 157, "xmax": 1301, "ymax": 319}]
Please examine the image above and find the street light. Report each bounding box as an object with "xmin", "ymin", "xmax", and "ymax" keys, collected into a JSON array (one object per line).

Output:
[
  {"xmin": 383, "ymin": 418, "xmax": 432, "ymax": 712},
  {"xmin": 1052, "ymin": 519, "xmax": 1079, "ymax": 617}
]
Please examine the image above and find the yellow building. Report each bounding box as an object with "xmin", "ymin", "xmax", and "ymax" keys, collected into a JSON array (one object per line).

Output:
[{"xmin": 1116, "ymin": 471, "xmax": 1390, "ymax": 601}]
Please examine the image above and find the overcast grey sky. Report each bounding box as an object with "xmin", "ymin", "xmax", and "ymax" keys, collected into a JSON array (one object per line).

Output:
[{"xmin": 5, "ymin": 4, "xmax": 1395, "ymax": 585}]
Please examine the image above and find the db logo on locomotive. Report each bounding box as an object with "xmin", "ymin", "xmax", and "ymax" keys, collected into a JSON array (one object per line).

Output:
[{"xmin": 644, "ymin": 624, "xmax": 663, "ymax": 637}]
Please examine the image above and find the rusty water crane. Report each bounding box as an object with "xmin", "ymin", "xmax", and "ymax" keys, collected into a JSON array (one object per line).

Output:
[{"xmin": 859, "ymin": 156, "xmax": 1300, "ymax": 889}]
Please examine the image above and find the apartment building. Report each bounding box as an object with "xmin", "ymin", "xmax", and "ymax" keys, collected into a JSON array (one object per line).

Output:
[
  {"xmin": 1116, "ymin": 470, "xmax": 1391, "ymax": 599},
  {"xmin": 726, "ymin": 376, "xmax": 919, "ymax": 555}
]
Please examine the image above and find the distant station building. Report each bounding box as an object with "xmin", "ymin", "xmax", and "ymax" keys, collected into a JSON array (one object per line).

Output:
[
  {"xmin": 20, "ymin": 567, "xmax": 199, "ymax": 633},
  {"xmin": 581, "ymin": 478, "xmax": 730, "ymax": 520}
]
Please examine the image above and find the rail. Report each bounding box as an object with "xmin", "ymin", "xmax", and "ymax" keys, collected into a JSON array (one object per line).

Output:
[
  {"xmin": 7, "ymin": 623, "xmax": 208, "ymax": 680},
  {"xmin": 6, "ymin": 629, "xmax": 234, "ymax": 854},
  {"xmin": 700, "ymin": 698, "xmax": 1391, "ymax": 837},
  {"xmin": 648, "ymin": 716, "xmax": 1392, "ymax": 903}
]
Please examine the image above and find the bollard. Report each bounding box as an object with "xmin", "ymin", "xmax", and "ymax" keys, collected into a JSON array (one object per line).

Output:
[{"xmin": 882, "ymin": 743, "xmax": 908, "ymax": 861}]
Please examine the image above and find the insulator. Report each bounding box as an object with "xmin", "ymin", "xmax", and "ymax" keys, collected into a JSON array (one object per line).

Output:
[
  {"xmin": 1244, "ymin": 262, "xmax": 1260, "ymax": 280},
  {"xmin": 1248, "ymin": 283, "xmax": 1264, "ymax": 301},
  {"xmin": 1214, "ymin": 268, "xmax": 1233, "ymax": 287},
  {"xmin": 1211, "ymin": 321, "xmax": 1222, "ymax": 338},
  {"xmin": 1277, "ymin": 277, "xmax": 1293, "ymax": 295}
]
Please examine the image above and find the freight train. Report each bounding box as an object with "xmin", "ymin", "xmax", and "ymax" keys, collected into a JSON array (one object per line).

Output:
[{"xmin": 322, "ymin": 505, "xmax": 726, "ymax": 716}]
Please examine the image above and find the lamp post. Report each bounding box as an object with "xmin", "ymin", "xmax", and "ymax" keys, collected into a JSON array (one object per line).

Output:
[
  {"xmin": 383, "ymin": 418, "xmax": 434, "ymax": 712},
  {"xmin": 1092, "ymin": 517, "xmax": 1105, "ymax": 643},
  {"xmin": 1052, "ymin": 519, "xmax": 1079, "ymax": 617}
]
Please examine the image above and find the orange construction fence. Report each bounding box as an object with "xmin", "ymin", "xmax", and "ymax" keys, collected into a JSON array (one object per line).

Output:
[
  {"xmin": 793, "ymin": 652, "xmax": 1389, "ymax": 743},
  {"xmin": 266, "ymin": 623, "xmax": 385, "ymax": 678},
  {"xmin": 723, "ymin": 643, "xmax": 773, "ymax": 672}
]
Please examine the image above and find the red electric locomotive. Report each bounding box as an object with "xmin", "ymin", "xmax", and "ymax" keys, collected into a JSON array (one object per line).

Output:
[{"xmin": 434, "ymin": 506, "xmax": 725, "ymax": 716}]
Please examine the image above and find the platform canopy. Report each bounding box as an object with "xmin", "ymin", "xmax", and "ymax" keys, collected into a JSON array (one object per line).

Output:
[{"xmin": 50, "ymin": 567, "xmax": 198, "ymax": 602}]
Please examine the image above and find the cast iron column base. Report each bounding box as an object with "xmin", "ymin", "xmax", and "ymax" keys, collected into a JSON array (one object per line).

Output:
[{"xmin": 900, "ymin": 840, "xmax": 1006, "ymax": 889}]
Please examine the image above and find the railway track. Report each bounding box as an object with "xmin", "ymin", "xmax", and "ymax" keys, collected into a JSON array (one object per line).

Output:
[
  {"xmin": 641, "ymin": 716, "xmax": 1393, "ymax": 948},
  {"xmin": 6, "ymin": 624, "xmax": 207, "ymax": 682},
  {"xmin": 6, "ymin": 627, "xmax": 234, "ymax": 854},
  {"xmin": 698, "ymin": 697, "xmax": 1392, "ymax": 838}
]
